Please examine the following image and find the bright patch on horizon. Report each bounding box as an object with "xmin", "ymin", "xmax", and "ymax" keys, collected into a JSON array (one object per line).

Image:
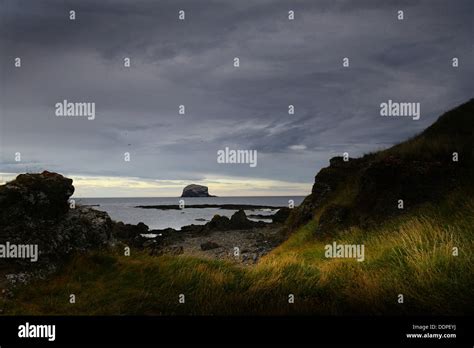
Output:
[
  {"xmin": 289, "ymin": 145, "xmax": 307, "ymax": 151},
  {"xmin": 0, "ymin": 172, "xmax": 310, "ymax": 198}
]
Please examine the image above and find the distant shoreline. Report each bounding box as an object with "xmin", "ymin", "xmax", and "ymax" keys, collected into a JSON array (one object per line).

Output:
[
  {"xmin": 135, "ymin": 204, "xmax": 287, "ymax": 210},
  {"xmin": 74, "ymin": 195, "xmax": 306, "ymax": 199}
]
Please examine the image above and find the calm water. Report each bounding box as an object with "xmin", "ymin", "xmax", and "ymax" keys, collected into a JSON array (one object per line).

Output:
[{"xmin": 76, "ymin": 196, "xmax": 305, "ymax": 230}]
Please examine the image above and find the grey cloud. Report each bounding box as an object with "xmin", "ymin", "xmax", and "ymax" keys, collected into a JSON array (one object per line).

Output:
[{"xmin": 1, "ymin": 0, "xmax": 473, "ymax": 190}]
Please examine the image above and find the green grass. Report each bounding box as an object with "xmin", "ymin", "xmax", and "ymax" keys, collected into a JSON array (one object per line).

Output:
[{"xmin": 3, "ymin": 192, "xmax": 473, "ymax": 316}]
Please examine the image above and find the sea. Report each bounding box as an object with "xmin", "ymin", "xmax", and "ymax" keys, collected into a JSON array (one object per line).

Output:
[{"xmin": 76, "ymin": 196, "xmax": 305, "ymax": 230}]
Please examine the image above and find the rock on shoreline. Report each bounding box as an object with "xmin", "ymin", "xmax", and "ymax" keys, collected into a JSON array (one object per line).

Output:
[
  {"xmin": 115, "ymin": 209, "xmax": 288, "ymax": 264},
  {"xmin": 0, "ymin": 171, "xmax": 114, "ymax": 269},
  {"xmin": 0, "ymin": 171, "xmax": 117, "ymax": 292}
]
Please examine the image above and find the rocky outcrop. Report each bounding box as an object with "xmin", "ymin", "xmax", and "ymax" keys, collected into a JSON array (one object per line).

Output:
[
  {"xmin": 286, "ymin": 98, "xmax": 474, "ymax": 236},
  {"xmin": 272, "ymin": 207, "xmax": 291, "ymax": 223},
  {"xmin": 181, "ymin": 184, "xmax": 215, "ymax": 197},
  {"xmin": 112, "ymin": 222, "xmax": 149, "ymax": 247},
  {"xmin": 203, "ymin": 210, "xmax": 265, "ymax": 232},
  {"xmin": 230, "ymin": 209, "xmax": 255, "ymax": 229},
  {"xmin": 0, "ymin": 171, "xmax": 114, "ymax": 269},
  {"xmin": 133, "ymin": 209, "xmax": 270, "ymax": 254},
  {"xmin": 289, "ymin": 152, "xmax": 461, "ymax": 234},
  {"xmin": 0, "ymin": 171, "xmax": 74, "ymax": 222},
  {"xmin": 205, "ymin": 214, "xmax": 232, "ymax": 231}
]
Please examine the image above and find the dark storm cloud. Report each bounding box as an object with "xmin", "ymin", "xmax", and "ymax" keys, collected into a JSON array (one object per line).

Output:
[{"xmin": 1, "ymin": 0, "xmax": 473, "ymax": 190}]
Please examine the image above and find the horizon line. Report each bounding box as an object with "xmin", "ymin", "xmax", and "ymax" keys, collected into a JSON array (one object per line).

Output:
[{"xmin": 73, "ymin": 194, "xmax": 308, "ymax": 199}]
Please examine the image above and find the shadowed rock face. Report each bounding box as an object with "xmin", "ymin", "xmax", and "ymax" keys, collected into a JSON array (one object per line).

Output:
[
  {"xmin": 0, "ymin": 171, "xmax": 114, "ymax": 268},
  {"xmin": 272, "ymin": 207, "xmax": 291, "ymax": 223},
  {"xmin": 0, "ymin": 171, "xmax": 74, "ymax": 222},
  {"xmin": 293, "ymin": 152, "xmax": 460, "ymax": 234},
  {"xmin": 112, "ymin": 222, "xmax": 149, "ymax": 248},
  {"xmin": 181, "ymin": 184, "xmax": 214, "ymax": 197}
]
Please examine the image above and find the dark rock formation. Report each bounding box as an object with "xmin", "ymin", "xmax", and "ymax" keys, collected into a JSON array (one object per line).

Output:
[
  {"xmin": 272, "ymin": 207, "xmax": 291, "ymax": 223},
  {"xmin": 113, "ymin": 221, "xmax": 148, "ymax": 239},
  {"xmin": 144, "ymin": 209, "xmax": 270, "ymax": 253},
  {"xmin": 0, "ymin": 171, "xmax": 74, "ymax": 222},
  {"xmin": 112, "ymin": 222, "xmax": 149, "ymax": 247},
  {"xmin": 205, "ymin": 214, "xmax": 232, "ymax": 231},
  {"xmin": 203, "ymin": 210, "xmax": 265, "ymax": 232},
  {"xmin": 0, "ymin": 171, "xmax": 114, "ymax": 269},
  {"xmin": 181, "ymin": 184, "xmax": 215, "ymax": 197},
  {"xmin": 230, "ymin": 209, "xmax": 254, "ymax": 229},
  {"xmin": 289, "ymin": 151, "xmax": 460, "ymax": 234}
]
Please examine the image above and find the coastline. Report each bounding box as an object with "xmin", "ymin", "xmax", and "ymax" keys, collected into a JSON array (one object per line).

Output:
[
  {"xmin": 153, "ymin": 223, "xmax": 285, "ymax": 266},
  {"xmin": 135, "ymin": 203, "xmax": 287, "ymax": 210},
  {"xmin": 113, "ymin": 207, "xmax": 291, "ymax": 265}
]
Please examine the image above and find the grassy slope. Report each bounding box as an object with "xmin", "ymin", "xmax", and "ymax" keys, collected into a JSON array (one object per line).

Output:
[{"xmin": 3, "ymin": 100, "xmax": 474, "ymax": 315}]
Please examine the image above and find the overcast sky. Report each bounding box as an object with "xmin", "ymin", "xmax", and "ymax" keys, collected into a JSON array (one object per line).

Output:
[{"xmin": 0, "ymin": 0, "xmax": 473, "ymax": 197}]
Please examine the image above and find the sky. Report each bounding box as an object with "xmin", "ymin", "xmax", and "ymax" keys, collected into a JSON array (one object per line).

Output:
[{"xmin": 0, "ymin": 0, "xmax": 473, "ymax": 197}]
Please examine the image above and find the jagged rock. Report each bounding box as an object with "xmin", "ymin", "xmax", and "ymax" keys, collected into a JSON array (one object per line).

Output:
[
  {"xmin": 0, "ymin": 171, "xmax": 114, "ymax": 268},
  {"xmin": 206, "ymin": 214, "xmax": 232, "ymax": 231},
  {"xmin": 283, "ymin": 157, "xmax": 363, "ymax": 232},
  {"xmin": 0, "ymin": 171, "xmax": 74, "ymax": 223},
  {"xmin": 181, "ymin": 184, "xmax": 215, "ymax": 197},
  {"xmin": 113, "ymin": 222, "xmax": 149, "ymax": 240},
  {"xmin": 112, "ymin": 221, "xmax": 150, "ymax": 248},
  {"xmin": 272, "ymin": 207, "xmax": 291, "ymax": 223},
  {"xmin": 230, "ymin": 209, "xmax": 254, "ymax": 229},
  {"xmin": 54, "ymin": 206, "xmax": 114, "ymax": 252},
  {"xmin": 202, "ymin": 210, "xmax": 264, "ymax": 233}
]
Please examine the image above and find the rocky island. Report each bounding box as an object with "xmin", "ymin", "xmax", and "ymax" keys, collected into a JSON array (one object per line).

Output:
[{"xmin": 181, "ymin": 184, "xmax": 215, "ymax": 197}]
